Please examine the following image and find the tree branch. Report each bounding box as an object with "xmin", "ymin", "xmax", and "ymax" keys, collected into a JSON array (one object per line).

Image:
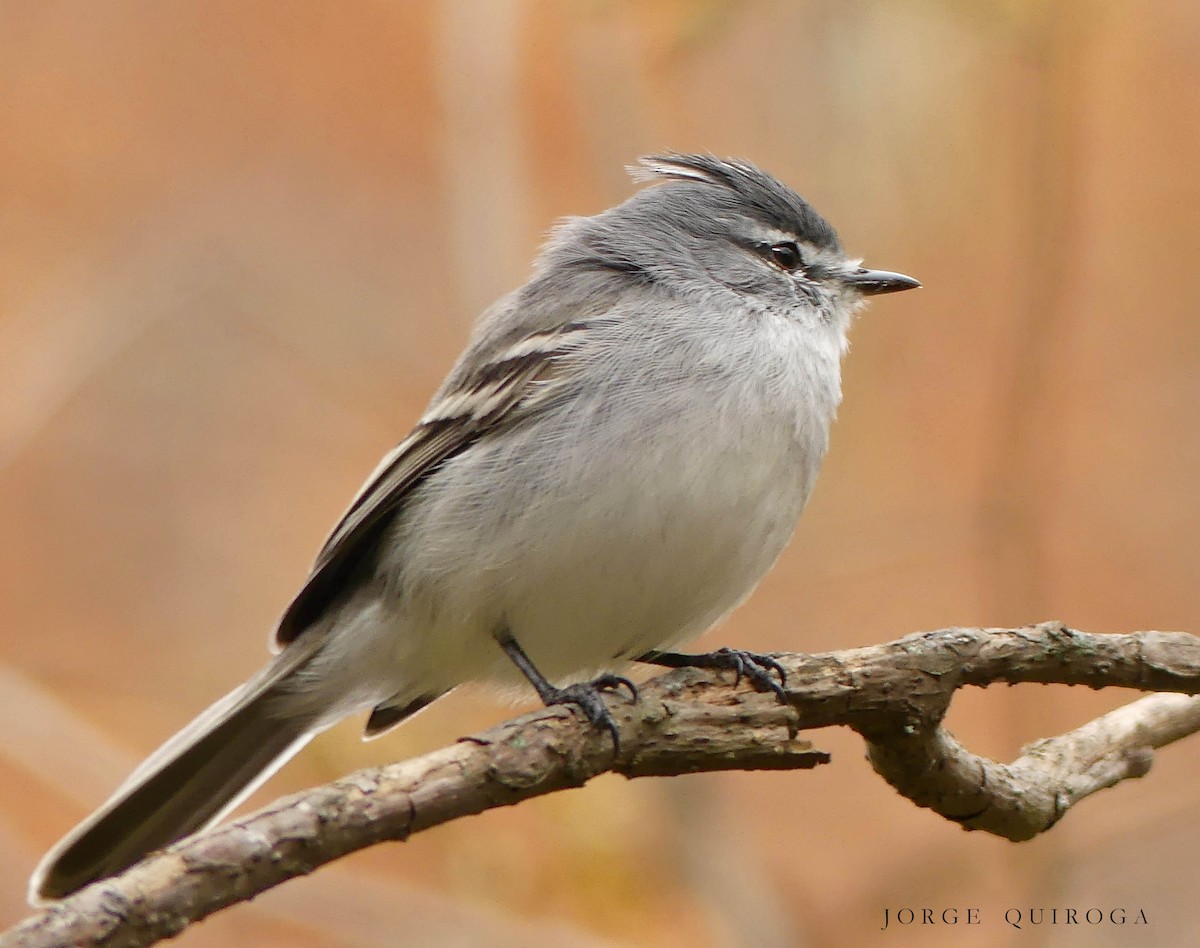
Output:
[{"xmin": 7, "ymin": 621, "xmax": 1200, "ymax": 948}]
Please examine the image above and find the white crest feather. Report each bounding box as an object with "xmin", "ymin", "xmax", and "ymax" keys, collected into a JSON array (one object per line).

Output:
[{"xmin": 628, "ymin": 154, "xmax": 722, "ymax": 186}]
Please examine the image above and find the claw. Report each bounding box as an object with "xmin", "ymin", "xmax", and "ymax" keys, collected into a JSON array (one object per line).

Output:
[
  {"xmin": 708, "ymin": 647, "xmax": 787, "ymax": 698},
  {"xmin": 744, "ymin": 651, "xmax": 788, "ymax": 693},
  {"xmin": 641, "ymin": 647, "xmax": 789, "ymax": 702},
  {"xmin": 544, "ymin": 674, "xmax": 638, "ymax": 753},
  {"xmin": 593, "ymin": 673, "xmax": 639, "ymax": 702}
]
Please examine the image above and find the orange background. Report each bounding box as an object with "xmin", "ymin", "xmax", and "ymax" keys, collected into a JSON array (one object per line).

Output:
[{"xmin": 2, "ymin": 2, "xmax": 1198, "ymax": 945}]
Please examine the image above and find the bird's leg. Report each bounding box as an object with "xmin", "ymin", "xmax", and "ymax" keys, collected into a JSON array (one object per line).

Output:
[
  {"xmin": 496, "ymin": 631, "xmax": 638, "ymax": 751},
  {"xmin": 638, "ymin": 647, "xmax": 788, "ymax": 701}
]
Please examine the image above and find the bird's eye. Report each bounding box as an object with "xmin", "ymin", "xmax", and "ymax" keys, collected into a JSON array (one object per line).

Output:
[{"xmin": 768, "ymin": 241, "xmax": 802, "ymax": 272}]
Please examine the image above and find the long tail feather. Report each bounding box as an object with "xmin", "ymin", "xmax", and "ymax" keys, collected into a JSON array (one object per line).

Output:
[{"xmin": 31, "ymin": 650, "xmax": 323, "ymax": 902}]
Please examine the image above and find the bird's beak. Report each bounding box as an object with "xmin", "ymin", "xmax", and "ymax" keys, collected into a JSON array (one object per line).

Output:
[{"xmin": 841, "ymin": 267, "xmax": 921, "ymax": 296}]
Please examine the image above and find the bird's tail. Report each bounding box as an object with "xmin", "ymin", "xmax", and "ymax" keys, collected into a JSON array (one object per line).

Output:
[{"xmin": 30, "ymin": 645, "xmax": 325, "ymax": 903}]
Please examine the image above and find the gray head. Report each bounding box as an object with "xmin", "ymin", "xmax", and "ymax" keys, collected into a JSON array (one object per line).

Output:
[{"xmin": 536, "ymin": 152, "xmax": 918, "ymax": 324}]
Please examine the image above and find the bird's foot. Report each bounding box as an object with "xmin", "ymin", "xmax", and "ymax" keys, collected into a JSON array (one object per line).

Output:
[
  {"xmin": 639, "ymin": 647, "xmax": 788, "ymax": 701},
  {"xmin": 542, "ymin": 674, "xmax": 638, "ymax": 750}
]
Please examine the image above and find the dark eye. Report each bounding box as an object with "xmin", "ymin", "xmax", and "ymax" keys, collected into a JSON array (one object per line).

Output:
[{"xmin": 768, "ymin": 241, "xmax": 802, "ymax": 272}]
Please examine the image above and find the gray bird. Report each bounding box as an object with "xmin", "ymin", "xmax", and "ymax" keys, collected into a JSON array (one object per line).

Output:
[{"xmin": 31, "ymin": 153, "xmax": 918, "ymax": 902}]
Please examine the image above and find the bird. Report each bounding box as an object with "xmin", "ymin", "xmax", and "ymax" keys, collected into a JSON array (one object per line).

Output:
[{"xmin": 30, "ymin": 153, "xmax": 919, "ymax": 902}]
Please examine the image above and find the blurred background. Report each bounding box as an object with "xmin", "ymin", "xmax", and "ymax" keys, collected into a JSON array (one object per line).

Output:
[{"xmin": 2, "ymin": 1, "xmax": 1198, "ymax": 945}]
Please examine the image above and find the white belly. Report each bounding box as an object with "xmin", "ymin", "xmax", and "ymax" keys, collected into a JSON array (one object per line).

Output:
[
  {"xmin": 305, "ymin": 305, "xmax": 841, "ymax": 710},
  {"xmin": 386, "ymin": 389, "xmax": 823, "ymax": 693}
]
